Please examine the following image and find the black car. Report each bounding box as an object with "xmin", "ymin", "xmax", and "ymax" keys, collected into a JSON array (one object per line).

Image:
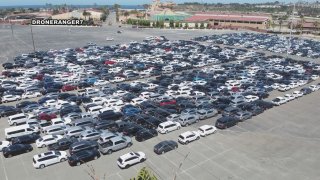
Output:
[
  {"xmin": 121, "ymin": 124, "xmax": 144, "ymax": 137},
  {"xmin": 11, "ymin": 134, "xmax": 41, "ymax": 144},
  {"xmin": 69, "ymin": 140, "xmax": 98, "ymax": 155},
  {"xmin": 252, "ymin": 100, "xmax": 274, "ymax": 110},
  {"xmin": 300, "ymin": 87, "xmax": 312, "ymax": 95},
  {"xmin": 94, "ymin": 120, "xmax": 117, "ymax": 131},
  {"xmin": 0, "ymin": 107, "xmax": 21, "ymax": 117},
  {"xmin": 135, "ymin": 129, "xmax": 158, "ymax": 142},
  {"xmin": 3, "ymin": 144, "xmax": 33, "ymax": 158},
  {"xmin": 48, "ymin": 138, "xmax": 78, "ymax": 151},
  {"xmin": 154, "ymin": 140, "xmax": 178, "ymax": 154},
  {"xmin": 68, "ymin": 149, "xmax": 100, "ymax": 166},
  {"xmin": 98, "ymin": 111, "xmax": 123, "ymax": 121},
  {"xmin": 215, "ymin": 116, "xmax": 239, "ymax": 129}
]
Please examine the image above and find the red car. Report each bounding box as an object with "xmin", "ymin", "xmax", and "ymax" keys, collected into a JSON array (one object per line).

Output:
[
  {"xmin": 38, "ymin": 113, "xmax": 57, "ymax": 121},
  {"xmin": 61, "ymin": 85, "xmax": 77, "ymax": 92},
  {"xmin": 159, "ymin": 99, "xmax": 176, "ymax": 106},
  {"xmin": 104, "ymin": 60, "xmax": 116, "ymax": 65}
]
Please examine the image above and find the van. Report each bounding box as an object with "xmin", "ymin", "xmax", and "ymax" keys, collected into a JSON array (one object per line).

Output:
[
  {"xmin": 44, "ymin": 125, "xmax": 66, "ymax": 135},
  {"xmin": 5, "ymin": 124, "xmax": 37, "ymax": 140},
  {"xmin": 178, "ymin": 115, "xmax": 199, "ymax": 126},
  {"xmin": 72, "ymin": 118, "xmax": 94, "ymax": 128},
  {"xmin": 8, "ymin": 113, "xmax": 28, "ymax": 126}
]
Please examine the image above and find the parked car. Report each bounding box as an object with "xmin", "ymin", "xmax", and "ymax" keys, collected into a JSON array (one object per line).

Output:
[
  {"xmin": 36, "ymin": 135, "xmax": 63, "ymax": 148},
  {"xmin": 157, "ymin": 121, "xmax": 181, "ymax": 134},
  {"xmin": 154, "ymin": 140, "xmax": 178, "ymax": 154},
  {"xmin": 3, "ymin": 144, "xmax": 33, "ymax": 158},
  {"xmin": 198, "ymin": 125, "xmax": 217, "ymax": 137},
  {"xmin": 135, "ymin": 129, "xmax": 158, "ymax": 142},
  {"xmin": 178, "ymin": 131, "xmax": 200, "ymax": 145},
  {"xmin": 215, "ymin": 116, "xmax": 239, "ymax": 129},
  {"xmin": 0, "ymin": 141, "xmax": 10, "ymax": 151},
  {"xmin": 68, "ymin": 149, "xmax": 101, "ymax": 166},
  {"xmin": 32, "ymin": 151, "xmax": 68, "ymax": 169},
  {"xmin": 11, "ymin": 134, "xmax": 41, "ymax": 144},
  {"xmin": 117, "ymin": 151, "xmax": 146, "ymax": 169},
  {"xmin": 98, "ymin": 136, "xmax": 132, "ymax": 155}
]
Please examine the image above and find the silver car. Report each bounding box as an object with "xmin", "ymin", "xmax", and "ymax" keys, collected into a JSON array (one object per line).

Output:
[
  {"xmin": 98, "ymin": 136, "xmax": 132, "ymax": 155},
  {"xmin": 178, "ymin": 114, "xmax": 199, "ymax": 126},
  {"xmin": 197, "ymin": 109, "xmax": 218, "ymax": 120}
]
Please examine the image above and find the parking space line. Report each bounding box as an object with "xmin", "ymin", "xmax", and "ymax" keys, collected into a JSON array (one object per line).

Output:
[
  {"xmin": 0, "ymin": 155, "xmax": 9, "ymax": 180},
  {"xmin": 179, "ymin": 148, "xmax": 232, "ymax": 174}
]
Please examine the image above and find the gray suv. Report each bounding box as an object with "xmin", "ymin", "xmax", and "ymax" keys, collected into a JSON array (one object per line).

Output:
[{"xmin": 178, "ymin": 114, "xmax": 199, "ymax": 126}]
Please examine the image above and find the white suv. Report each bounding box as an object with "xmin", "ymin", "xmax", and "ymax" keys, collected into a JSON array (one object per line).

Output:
[
  {"xmin": 157, "ymin": 121, "xmax": 181, "ymax": 134},
  {"xmin": 198, "ymin": 125, "xmax": 217, "ymax": 137},
  {"xmin": 178, "ymin": 131, "xmax": 200, "ymax": 145},
  {"xmin": 117, "ymin": 151, "xmax": 146, "ymax": 169},
  {"xmin": 36, "ymin": 135, "xmax": 63, "ymax": 148},
  {"xmin": 33, "ymin": 151, "xmax": 67, "ymax": 169}
]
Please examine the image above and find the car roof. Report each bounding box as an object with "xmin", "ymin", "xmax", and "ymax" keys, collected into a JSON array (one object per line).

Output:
[
  {"xmin": 119, "ymin": 152, "xmax": 137, "ymax": 160},
  {"xmin": 199, "ymin": 125, "xmax": 214, "ymax": 130},
  {"xmin": 180, "ymin": 131, "xmax": 194, "ymax": 137}
]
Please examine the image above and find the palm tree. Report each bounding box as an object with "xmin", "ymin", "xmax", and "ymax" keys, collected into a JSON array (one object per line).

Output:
[
  {"xmin": 123, "ymin": 11, "xmax": 130, "ymax": 20},
  {"xmin": 279, "ymin": 19, "xmax": 283, "ymax": 32},
  {"xmin": 131, "ymin": 167, "xmax": 157, "ymax": 180},
  {"xmin": 82, "ymin": 10, "xmax": 89, "ymax": 20},
  {"xmin": 313, "ymin": 21, "xmax": 319, "ymax": 34}
]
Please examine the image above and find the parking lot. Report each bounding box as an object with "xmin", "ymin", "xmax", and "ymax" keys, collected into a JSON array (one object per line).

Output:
[
  {"xmin": 0, "ymin": 87, "xmax": 319, "ymax": 180},
  {"xmin": 0, "ymin": 25, "xmax": 320, "ymax": 180}
]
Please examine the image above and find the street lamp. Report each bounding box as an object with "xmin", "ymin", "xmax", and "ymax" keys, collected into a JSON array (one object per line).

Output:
[{"xmin": 30, "ymin": 24, "xmax": 36, "ymax": 53}]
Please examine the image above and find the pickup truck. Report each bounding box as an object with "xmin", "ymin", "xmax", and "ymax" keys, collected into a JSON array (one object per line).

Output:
[{"xmin": 98, "ymin": 136, "xmax": 132, "ymax": 155}]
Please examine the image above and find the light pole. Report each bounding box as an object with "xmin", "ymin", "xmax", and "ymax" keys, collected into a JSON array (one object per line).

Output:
[{"xmin": 30, "ymin": 24, "xmax": 36, "ymax": 52}]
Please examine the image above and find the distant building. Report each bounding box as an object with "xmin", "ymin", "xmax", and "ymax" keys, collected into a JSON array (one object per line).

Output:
[
  {"xmin": 51, "ymin": 9, "xmax": 103, "ymax": 21},
  {"xmin": 151, "ymin": 9, "xmax": 190, "ymax": 21},
  {"xmin": 186, "ymin": 12, "xmax": 270, "ymax": 29}
]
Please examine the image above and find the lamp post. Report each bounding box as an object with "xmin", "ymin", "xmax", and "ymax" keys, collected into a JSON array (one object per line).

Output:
[{"xmin": 30, "ymin": 24, "xmax": 36, "ymax": 53}]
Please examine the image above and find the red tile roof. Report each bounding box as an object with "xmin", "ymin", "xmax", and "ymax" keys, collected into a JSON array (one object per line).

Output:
[{"xmin": 186, "ymin": 13, "xmax": 269, "ymax": 22}]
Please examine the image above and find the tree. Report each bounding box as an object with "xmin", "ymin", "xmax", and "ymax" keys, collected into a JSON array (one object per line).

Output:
[
  {"xmin": 52, "ymin": 9, "xmax": 59, "ymax": 15},
  {"xmin": 124, "ymin": 11, "xmax": 130, "ymax": 20},
  {"xmin": 279, "ymin": 19, "xmax": 283, "ymax": 32},
  {"xmin": 169, "ymin": 20, "xmax": 174, "ymax": 28},
  {"xmin": 100, "ymin": 14, "xmax": 107, "ymax": 21},
  {"xmin": 184, "ymin": 22, "xmax": 189, "ymax": 29},
  {"xmin": 156, "ymin": 21, "xmax": 160, "ymax": 28},
  {"xmin": 114, "ymin": 4, "xmax": 120, "ymax": 22},
  {"xmin": 270, "ymin": 20, "xmax": 276, "ymax": 31},
  {"xmin": 175, "ymin": 22, "xmax": 179, "ymax": 28},
  {"xmin": 195, "ymin": 22, "xmax": 199, "ymax": 29},
  {"xmin": 152, "ymin": 22, "xmax": 155, "ymax": 27},
  {"xmin": 313, "ymin": 21, "xmax": 319, "ymax": 33},
  {"xmin": 82, "ymin": 10, "xmax": 90, "ymax": 20},
  {"xmin": 130, "ymin": 167, "xmax": 157, "ymax": 180},
  {"xmin": 200, "ymin": 22, "xmax": 205, "ymax": 29}
]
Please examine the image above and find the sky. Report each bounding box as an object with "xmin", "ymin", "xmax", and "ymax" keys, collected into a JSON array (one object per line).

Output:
[{"xmin": 0, "ymin": 0, "xmax": 310, "ymax": 6}]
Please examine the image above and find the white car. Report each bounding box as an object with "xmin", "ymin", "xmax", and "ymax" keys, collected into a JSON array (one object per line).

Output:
[
  {"xmin": 110, "ymin": 76, "xmax": 125, "ymax": 83},
  {"xmin": 0, "ymin": 141, "xmax": 10, "ymax": 151},
  {"xmin": 244, "ymin": 95, "xmax": 259, "ymax": 102},
  {"xmin": 311, "ymin": 75, "xmax": 319, "ymax": 80},
  {"xmin": 309, "ymin": 85, "xmax": 320, "ymax": 91},
  {"xmin": 22, "ymin": 91, "xmax": 41, "ymax": 99},
  {"xmin": 94, "ymin": 80, "xmax": 109, "ymax": 86},
  {"xmin": 106, "ymin": 37, "xmax": 114, "ymax": 41},
  {"xmin": 32, "ymin": 151, "xmax": 68, "ymax": 169},
  {"xmin": 35, "ymin": 135, "xmax": 63, "ymax": 148},
  {"xmin": 117, "ymin": 151, "xmax": 146, "ymax": 169},
  {"xmin": 166, "ymin": 114, "xmax": 180, "ymax": 122},
  {"xmin": 278, "ymin": 85, "xmax": 290, "ymax": 92},
  {"xmin": 157, "ymin": 121, "xmax": 181, "ymax": 134},
  {"xmin": 178, "ymin": 131, "xmax": 200, "ymax": 145},
  {"xmin": 292, "ymin": 91, "xmax": 303, "ymax": 98},
  {"xmin": 1, "ymin": 95, "xmax": 21, "ymax": 103},
  {"xmin": 284, "ymin": 94, "xmax": 295, "ymax": 101},
  {"xmin": 198, "ymin": 125, "xmax": 217, "ymax": 137},
  {"xmin": 271, "ymin": 97, "xmax": 287, "ymax": 106}
]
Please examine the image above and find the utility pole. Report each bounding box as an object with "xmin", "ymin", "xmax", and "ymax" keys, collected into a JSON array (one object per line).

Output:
[
  {"xmin": 30, "ymin": 24, "xmax": 36, "ymax": 53},
  {"xmin": 10, "ymin": 23, "xmax": 13, "ymax": 37}
]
